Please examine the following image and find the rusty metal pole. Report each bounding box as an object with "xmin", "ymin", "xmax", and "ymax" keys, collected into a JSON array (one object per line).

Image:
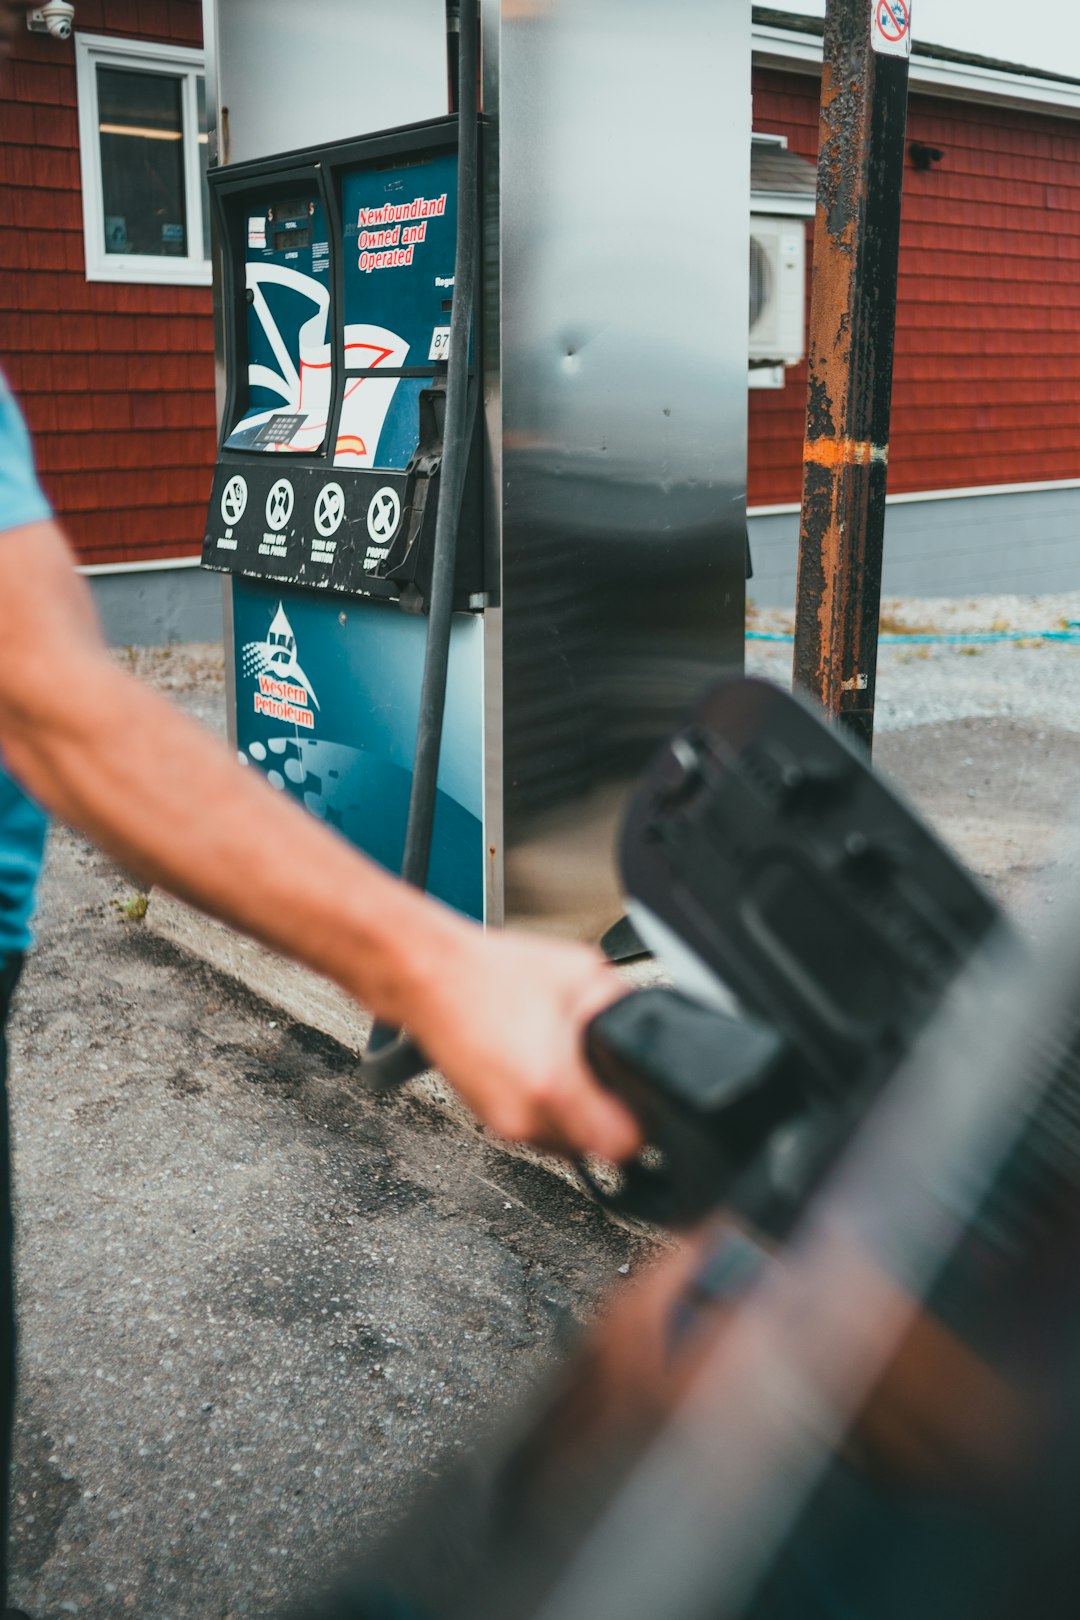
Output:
[{"xmin": 792, "ymin": 0, "xmax": 912, "ymax": 753}]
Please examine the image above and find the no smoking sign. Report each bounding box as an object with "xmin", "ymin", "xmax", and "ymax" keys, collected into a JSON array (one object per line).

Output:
[{"xmin": 872, "ymin": 0, "xmax": 911, "ymax": 57}]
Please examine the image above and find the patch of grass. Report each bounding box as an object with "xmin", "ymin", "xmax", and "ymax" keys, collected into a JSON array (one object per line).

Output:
[
  {"xmin": 878, "ymin": 611, "xmax": 938, "ymax": 636},
  {"xmin": 111, "ymin": 891, "xmax": 149, "ymax": 923},
  {"xmin": 895, "ymin": 647, "xmax": 933, "ymax": 664}
]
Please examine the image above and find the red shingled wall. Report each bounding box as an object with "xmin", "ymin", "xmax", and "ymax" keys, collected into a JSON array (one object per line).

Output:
[
  {"xmin": 750, "ymin": 65, "xmax": 1080, "ymax": 508},
  {"xmin": 0, "ymin": 0, "xmax": 215, "ymax": 565},
  {"xmin": 5, "ymin": 40, "xmax": 1076, "ymax": 556}
]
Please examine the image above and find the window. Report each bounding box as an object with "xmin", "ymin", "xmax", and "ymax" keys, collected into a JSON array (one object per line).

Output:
[{"xmin": 75, "ymin": 34, "xmax": 210, "ymax": 286}]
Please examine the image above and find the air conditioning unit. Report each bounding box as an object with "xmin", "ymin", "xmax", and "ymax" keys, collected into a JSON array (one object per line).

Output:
[{"xmin": 749, "ymin": 214, "xmax": 806, "ymax": 370}]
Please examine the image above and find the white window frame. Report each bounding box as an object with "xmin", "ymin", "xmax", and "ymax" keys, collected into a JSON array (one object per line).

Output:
[{"xmin": 75, "ymin": 32, "xmax": 210, "ymax": 287}]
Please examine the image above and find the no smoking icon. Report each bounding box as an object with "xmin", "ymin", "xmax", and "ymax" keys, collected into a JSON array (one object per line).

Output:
[
  {"xmin": 873, "ymin": 0, "xmax": 910, "ymax": 51},
  {"xmin": 220, "ymin": 475, "xmax": 248, "ymax": 526}
]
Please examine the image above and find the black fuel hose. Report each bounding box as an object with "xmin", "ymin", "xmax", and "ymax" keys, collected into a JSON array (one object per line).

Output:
[{"xmin": 362, "ymin": 0, "xmax": 479, "ymax": 1089}]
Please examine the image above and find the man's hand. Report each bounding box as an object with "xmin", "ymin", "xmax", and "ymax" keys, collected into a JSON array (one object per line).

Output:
[
  {"xmin": 0, "ymin": 519, "xmax": 642, "ymax": 1163},
  {"xmin": 403, "ymin": 928, "xmax": 644, "ymax": 1162}
]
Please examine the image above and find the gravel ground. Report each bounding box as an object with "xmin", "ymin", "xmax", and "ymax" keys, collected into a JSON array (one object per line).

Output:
[
  {"xmin": 7, "ymin": 645, "xmax": 647, "ymax": 1620},
  {"xmin": 748, "ymin": 591, "xmax": 1080, "ymax": 917},
  {"xmin": 9, "ymin": 598, "xmax": 1080, "ymax": 1618},
  {"xmin": 749, "ymin": 591, "xmax": 1080, "ymax": 739}
]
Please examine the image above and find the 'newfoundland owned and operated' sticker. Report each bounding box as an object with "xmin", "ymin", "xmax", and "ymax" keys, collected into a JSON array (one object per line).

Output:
[
  {"xmin": 871, "ymin": 0, "xmax": 912, "ymax": 56},
  {"xmin": 355, "ymin": 192, "xmax": 447, "ymax": 273}
]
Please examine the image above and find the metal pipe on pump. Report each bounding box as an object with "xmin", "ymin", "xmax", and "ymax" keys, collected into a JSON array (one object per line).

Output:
[{"xmin": 363, "ymin": 0, "xmax": 480, "ymax": 1084}]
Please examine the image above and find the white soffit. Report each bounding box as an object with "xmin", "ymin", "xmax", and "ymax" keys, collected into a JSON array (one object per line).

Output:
[{"xmin": 752, "ymin": 21, "xmax": 1080, "ymax": 119}]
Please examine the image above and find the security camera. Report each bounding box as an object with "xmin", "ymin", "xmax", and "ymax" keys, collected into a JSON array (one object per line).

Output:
[{"xmin": 28, "ymin": 3, "xmax": 76, "ymax": 41}]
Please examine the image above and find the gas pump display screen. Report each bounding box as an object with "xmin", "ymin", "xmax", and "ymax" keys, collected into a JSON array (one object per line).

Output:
[
  {"xmin": 273, "ymin": 226, "xmax": 311, "ymax": 252},
  {"xmin": 224, "ymin": 190, "xmax": 332, "ymax": 456},
  {"xmin": 334, "ymin": 151, "xmax": 459, "ymax": 473}
]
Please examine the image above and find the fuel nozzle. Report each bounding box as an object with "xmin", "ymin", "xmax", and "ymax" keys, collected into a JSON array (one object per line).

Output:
[{"xmin": 582, "ymin": 987, "xmax": 808, "ymax": 1229}]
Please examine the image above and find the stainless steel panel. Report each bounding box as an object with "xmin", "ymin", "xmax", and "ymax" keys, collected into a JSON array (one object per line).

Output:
[
  {"xmin": 212, "ymin": 0, "xmax": 448, "ymax": 165},
  {"xmin": 491, "ymin": 0, "xmax": 750, "ymax": 941}
]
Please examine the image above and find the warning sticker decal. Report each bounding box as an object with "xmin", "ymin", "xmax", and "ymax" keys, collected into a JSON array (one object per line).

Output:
[{"xmin": 871, "ymin": 0, "xmax": 912, "ymax": 57}]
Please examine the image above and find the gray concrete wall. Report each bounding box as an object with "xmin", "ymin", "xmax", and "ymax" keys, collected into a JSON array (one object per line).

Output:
[
  {"xmin": 748, "ymin": 484, "xmax": 1080, "ymax": 608},
  {"xmin": 88, "ymin": 481, "xmax": 1080, "ymax": 645},
  {"xmin": 85, "ymin": 565, "xmax": 225, "ymax": 646}
]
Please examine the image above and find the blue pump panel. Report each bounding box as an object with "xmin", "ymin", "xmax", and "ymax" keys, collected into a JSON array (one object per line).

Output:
[
  {"xmin": 334, "ymin": 150, "xmax": 458, "ymax": 472},
  {"xmin": 231, "ymin": 577, "xmax": 485, "ymax": 922},
  {"xmin": 225, "ymin": 190, "xmax": 332, "ymax": 455},
  {"xmin": 204, "ymin": 124, "xmax": 484, "ymax": 607}
]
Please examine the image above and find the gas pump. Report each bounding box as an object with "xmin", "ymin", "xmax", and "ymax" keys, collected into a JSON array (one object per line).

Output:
[
  {"xmin": 203, "ymin": 110, "xmax": 485, "ymax": 919},
  {"xmin": 199, "ymin": 0, "xmax": 750, "ymax": 943}
]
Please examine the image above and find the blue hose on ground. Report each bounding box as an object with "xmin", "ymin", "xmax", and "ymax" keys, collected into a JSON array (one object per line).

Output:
[{"xmin": 747, "ymin": 627, "xmax": 1080, "ymax": 646}]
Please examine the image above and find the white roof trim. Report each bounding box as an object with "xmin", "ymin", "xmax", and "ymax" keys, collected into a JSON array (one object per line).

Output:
[
  {"xmin": 79, "ymin": 556, "xmax": 204, "ymax": 577},
  {"xmin": 748, "ymin": 476, "xmax": 1080, "ymax": 519},
  {"xmin": 751, "ymin": 191, "xmax": 816, "ymax": 217},
  {"xmin": 752, "ymin": 21, "xmax": 1080, "ymax": 118}
]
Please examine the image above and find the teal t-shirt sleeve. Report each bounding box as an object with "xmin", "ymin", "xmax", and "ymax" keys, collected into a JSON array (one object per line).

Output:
[
  {"xmin": 0, "ymin": 370, "xmax": 51, "ymax": 956},
  {"xmin": 0, "ymin": 373, "xmax": 51, "ymax": 533}
]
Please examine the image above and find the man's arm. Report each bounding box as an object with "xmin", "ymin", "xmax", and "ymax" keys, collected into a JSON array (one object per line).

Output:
[{"xmin": 0, "ymin": 519, "xmax": 641, "ymax": 1160}]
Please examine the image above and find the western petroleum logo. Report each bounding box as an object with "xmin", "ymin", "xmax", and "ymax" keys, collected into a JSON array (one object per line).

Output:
[{"xmin": 241, "ymin": 602, "xmax": 320, "ymax": 729}]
